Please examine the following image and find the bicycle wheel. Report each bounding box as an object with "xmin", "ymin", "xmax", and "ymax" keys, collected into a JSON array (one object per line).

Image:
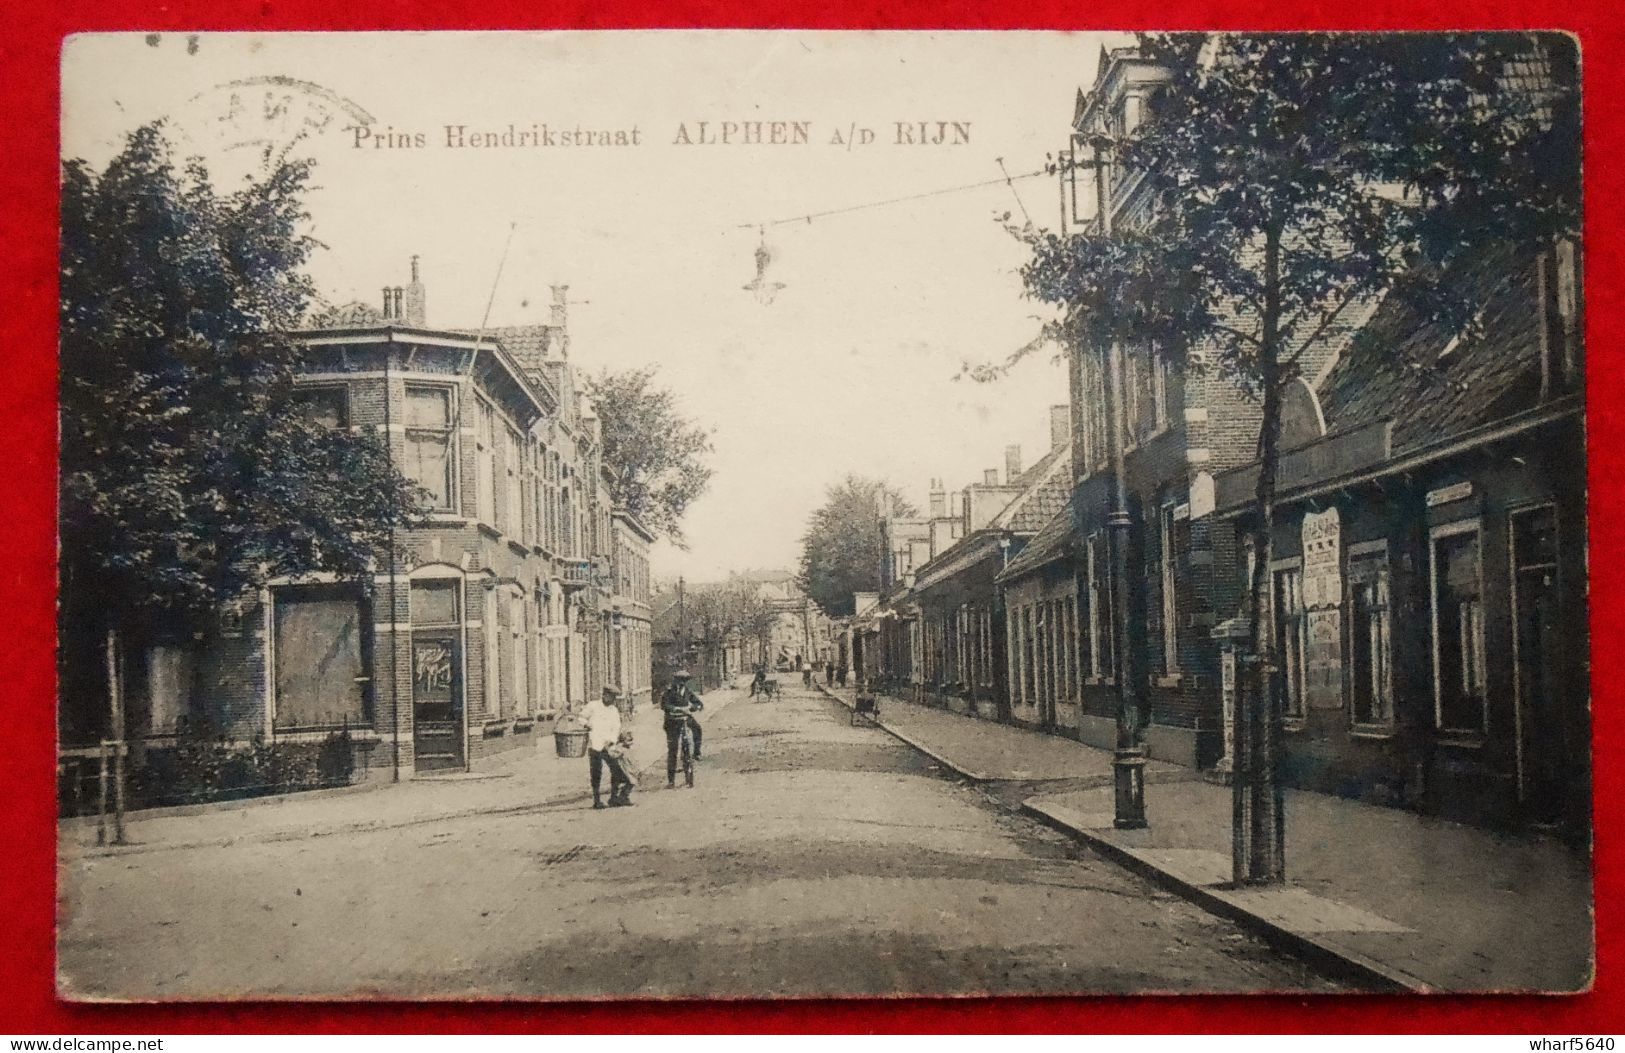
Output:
[{"xmin": 681, "ymin": 724, "xmax": 695, "ymax": 787}]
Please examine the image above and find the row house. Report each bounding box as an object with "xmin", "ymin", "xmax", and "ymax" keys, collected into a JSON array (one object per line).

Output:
[
  {"xmin": 610, "ymin": 510, "xmax": 657, "ymax": 709},
  {"xmin": 96, "ymin": 262, "xmax": 649, "ymax": 779},
  {"xmin": 907, "ymin": 415, "xmax": 1071, "ymax": 721},
  {"xmin": 858, "ymin": 409, "xmax": 1070, "ymax": 727},
  {"xmin": 1212, "ymin": 242, "xmax": 1587, "ymax": 835},
  {"xmin": 1010, "ymin": 39, "xmax": 1587, "ymax": 839}
]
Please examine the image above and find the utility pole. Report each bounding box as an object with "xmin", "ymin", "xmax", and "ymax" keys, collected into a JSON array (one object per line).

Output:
[{"xmin": 1093, "ymin": 138, "xmax": 1148, "ymax": 830}]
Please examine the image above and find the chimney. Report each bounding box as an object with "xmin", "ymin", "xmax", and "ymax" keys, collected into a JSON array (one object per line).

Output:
[
  {"xmin": 392, "ymin": 287, "xmax": 404, "ymax": 320},
  {"xmin": 550, "ymin": 284, "xmax": 571, "ymax": 358},
  {"xmin": 983, "ymin": 468, "xmax": 999, "ymax": 486},
  {"xmin": 1050, "ymin": 404, "xmax": 1071, "ymax": 452},
  {"xmin": 928, "ymin": 478, "xmax": 946, "ymax": 519},
  {"xmin": 1004, "ymin": 445, "xmax": 1023, "ymax": 484},
  {"xmin": 382, "ymin": 287, "xmax": 394, "ymax": 319},
  {"xmin": 403, "ymin": 255, "xmax": 427, "ymax": 327}
]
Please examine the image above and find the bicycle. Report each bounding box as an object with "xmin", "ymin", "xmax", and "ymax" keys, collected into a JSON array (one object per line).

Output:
[{"xmin": 667, "ymin": 715, "xmax": 698, "ymax": 787}]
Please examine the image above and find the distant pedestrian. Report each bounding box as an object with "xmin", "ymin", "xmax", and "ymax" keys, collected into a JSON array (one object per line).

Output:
[
  {"xmin": 825, "ymin": 661, "xmax": 834, "ymax": 685},
  {"xmin": 802, "ymin": 664, "xmax": 812, "ymax": 687},
  {"xmin": 586, "ymin": 685, "xmax": 634, "ymax": 808}
]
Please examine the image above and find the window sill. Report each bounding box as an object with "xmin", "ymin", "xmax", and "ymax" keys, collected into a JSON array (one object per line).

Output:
[
  {"xmin": 423, "ymin": 514, "xmax": 468, "ymax": 526},
  {"xmin": 507, "ymin": 538, "xmax": 530, "ymax": 557},
  {"xmin": 1283, "ymin": 717, "xmax": 1308, "ymax": 734},
  {"xmin": 1436, "ymin": 732, "xmax": 1487, "ymax": 750},
  {"xmin": 1154, "ymin": 673, "xmax": 1185, "ymax": 689},
  {"xmin": 271, "ymin": 727, "xmax": 381, "ymax": 743},
  {"xmin": 1083, "ymin": 676, "xmax": 1117, "ymax": 687},
  {"xmin": 476, "ymin": 522, "xmax": 502, "ymax": 540},
  {"xmin": 1349, "ymin": 724, "xmax": 1396, "ymax": 740}
]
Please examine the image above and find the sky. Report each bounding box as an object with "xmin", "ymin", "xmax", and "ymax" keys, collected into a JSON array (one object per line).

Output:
[{"xmin": 61, "ymin": 31, "xmax": 1128, "ymax": 582}]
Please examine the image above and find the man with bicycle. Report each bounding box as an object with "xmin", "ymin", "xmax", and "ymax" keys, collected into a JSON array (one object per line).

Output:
[{"xmin": 661, "ymin": 668, "xmax": 705, "ymax": 787}]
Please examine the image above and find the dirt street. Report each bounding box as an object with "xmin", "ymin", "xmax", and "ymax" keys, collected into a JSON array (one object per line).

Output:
[{"xmin": 58, "ymin": 683, "xmax": 1342, "ymax": 999}]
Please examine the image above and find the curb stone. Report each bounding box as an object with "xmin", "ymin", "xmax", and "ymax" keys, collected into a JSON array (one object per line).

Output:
[
  {"xmin": 69, "ymin": 690, "xmax": 747, "ymax": 859},
  {"xmin": 813, "ymin": 682, "xmax": 994, "ymax": 781},
  {"xmin": 811, "ymin": 682, "xmax": 1419, "ymax": 992},
  {"xmin": 1017, "ymin": 798, "xmax": 1430, "ymax": 993}
]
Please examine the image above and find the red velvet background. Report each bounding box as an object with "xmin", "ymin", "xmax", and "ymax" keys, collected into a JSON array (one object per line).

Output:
[{"xmin": 3, "ymin": 0, "xmax": 1620, "ymax": 1034}]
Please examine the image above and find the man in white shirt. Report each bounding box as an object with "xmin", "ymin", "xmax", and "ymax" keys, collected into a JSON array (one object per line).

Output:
[{"xmin": 585, "ymin": 685, "xmax": 633, "ymax": 808}]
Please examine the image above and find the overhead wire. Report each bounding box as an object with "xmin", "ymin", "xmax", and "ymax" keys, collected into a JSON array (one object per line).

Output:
[{"xmin": 734, "ymin": 166, "xmax": 1050, "ymax": 231}]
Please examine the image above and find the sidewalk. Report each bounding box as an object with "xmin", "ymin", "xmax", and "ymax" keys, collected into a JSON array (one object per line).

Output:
[
  {"xmin": 61, "ymin": 687, "xmax": 746, "ymax": 859},
  {"xmin": 820, "ymin": 682, "xmax": 1593, "ymax": 993},
  {"xmin": 817, "ymin": 682, "xmax": 1182, "ymax": 784}
]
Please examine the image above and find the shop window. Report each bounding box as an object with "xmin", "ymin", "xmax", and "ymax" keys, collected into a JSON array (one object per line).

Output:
[
  {"xmin": 1348, "ymin": 547, "xmax": 1394, "ymax": 728},
  {"xmin": 1274, "ymin": 564, "xmax": 1307, "ymax": 721},
  {"xmin": 273, "ymin": 584, "xmax": 369, "ymax": 730},
  {"xmin": 405, "ymin": 386, "xmax": 455, "ymax": 512},
  {"xmin": 1431, "ymin": 523, "xmax": 1488, "ymax": 735}
]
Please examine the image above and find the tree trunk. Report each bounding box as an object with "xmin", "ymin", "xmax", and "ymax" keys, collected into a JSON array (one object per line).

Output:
[{"xmin": 1238, "ymin": 222, "xmax": 1288, "ymax": 885}]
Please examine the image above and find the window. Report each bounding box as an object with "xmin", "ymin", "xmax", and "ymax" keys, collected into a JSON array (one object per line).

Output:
[
  {"xmin": 510, "ymin": 592, "xmax": 530, "ymax": 718},
  {"xmin": 1021, "ymin": 607, "xmax": 1036, "ymax": 705},
  {"xmin": 1274, "ymin": 563, "xmax": 1307, "ymax": 721},
  {"xmin": 1541, "ymin": 239, "xmax": 1582, "ymax": 397},
  {"xmin": 475, "ymin": 399, "xmax": 497, "ymax": 526},
  {"xmin": 1432, "ymin": 523, "xmax": 1488, "ymax": 735},
  {"xmin": 503, "ymin": 425, "xmax": 523, "ymax": 538},
  {"xmin": 484, "ymin": 586, "xmax": 502, "ymax": 720},
  {"xmin": 1152, "ymin": 349, "xmax": 1172, "ymax": 433},
  {"xmin": 292, "ymin": 385, "xmax": 348, "ymax": 429},
  {"xmin": 1123, "ymin": 351, "xmax": 1142, "ymax": 449},
  {"xmin": 1160, "ymin": 503, "xmax": 1181, "ymax": 674},
  {"xmin": 1348, "ymin": 547, "xmax": 1394, "ymax": 728},
  {"xmin": 405, "ymin": 386, "xmax": 455, "ymax": 511},
  {"xmin": 1087, "ymin": 534, "xmax": 1116, "ymax": 680},
  {"xmin": 1063, "ymin": 596, "xmax": 1078, "ymax": 698},
  {"xmin": 273, "ymin": 584, "xmax": 369, "ymax": 730}
]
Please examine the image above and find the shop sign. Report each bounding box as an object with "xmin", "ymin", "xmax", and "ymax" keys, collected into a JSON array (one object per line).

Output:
[{"xmin": 1426, "ymin": 481, "xmax": 1474, "ymax": 507}]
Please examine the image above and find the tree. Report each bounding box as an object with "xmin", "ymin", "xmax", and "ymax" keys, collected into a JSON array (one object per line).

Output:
[
  {"xmin": 59, "ymin": 124, "xmax": 426, "ymax": 739},
  {"xmin": 796, "ymin": 476, "xmax": 917, "ymax": 617},
  {"xmin": 724, "ymin": 580, "xmax": 780, "ymax": 668},
  {"xmin": 585, "ymin": 366, "xmax": 714, "ymax": 547},
  {"xmin": 1020, "ymin": 33, "xmax": 1578, "ymax": 882}
]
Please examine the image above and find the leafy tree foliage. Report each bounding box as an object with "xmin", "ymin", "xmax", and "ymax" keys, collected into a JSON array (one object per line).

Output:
[
  {"xmin": 585, "ymin": 366, "xmax": 714, "ymax": 547},
  {"xmin": 797, "ymin": 476, "xmax": 916, "ymax": 617},
  {"xmin": 59, "ymin": 125, "xmax": 425, "ymax": 730}
]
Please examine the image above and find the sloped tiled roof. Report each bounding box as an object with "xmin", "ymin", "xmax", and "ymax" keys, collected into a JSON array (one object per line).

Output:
[
  {"xmin": 910, "ymin": 442, "xmax": 1074, "ymax": 593},
  {"xmin": 1317, "ymin": 247, "xmax": 1543, "ymax": 455},
  {"xmin": 482, "ymin": 324, "xmax": 564, "ymax": 363},
  {"xmin": 995, "ymin": 494, "xmax": 1079, "ymax": 584},
  {"xmin": 992, "ymin": 442, "xmax": 1072, "ymax": 534}
]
